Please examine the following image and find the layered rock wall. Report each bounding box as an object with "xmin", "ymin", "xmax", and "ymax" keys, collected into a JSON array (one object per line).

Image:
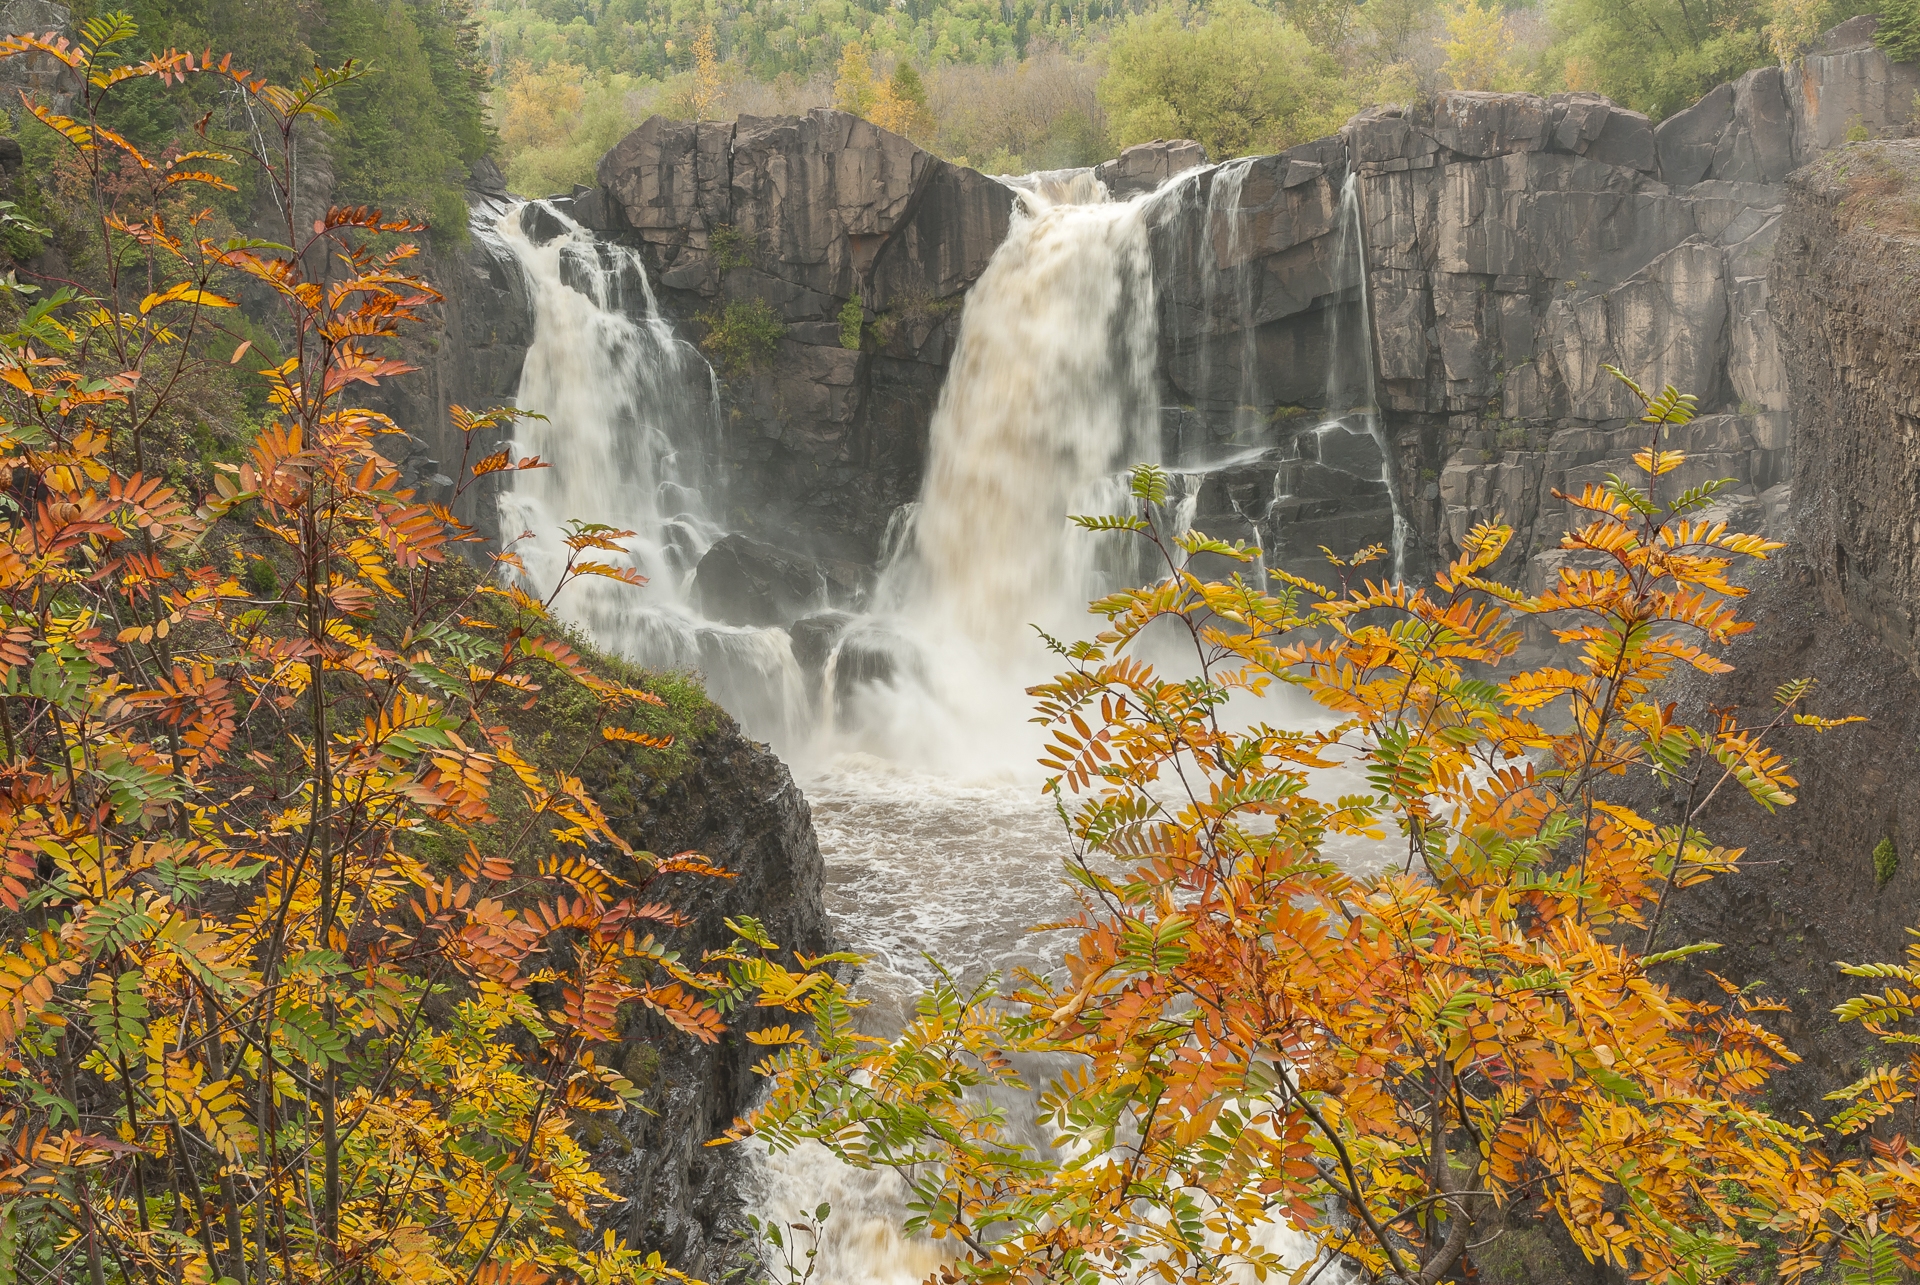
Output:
[
  {"xmin": 1773, "ymin": 137, "xmax": 1920, "ymax": 669},
  {"xmin": 415, "ymin": 21, "xmax": 1920, "ymax": 622}
]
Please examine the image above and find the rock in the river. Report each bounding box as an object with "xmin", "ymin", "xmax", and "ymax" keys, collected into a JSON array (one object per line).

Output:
[{"xmin": 693, "ymin": 532, "xmax": 862, "ymax": 627}]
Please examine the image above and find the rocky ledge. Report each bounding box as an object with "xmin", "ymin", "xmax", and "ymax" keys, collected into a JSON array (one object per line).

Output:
[{"xmin": 585, "ymin": 717, "xmax": 831, "ymax": 1276}]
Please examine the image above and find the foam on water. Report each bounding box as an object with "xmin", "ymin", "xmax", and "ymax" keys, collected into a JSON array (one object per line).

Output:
[{"xmin": 493, "ymin": 167, "xmax": 1387, "ymax": 1282}]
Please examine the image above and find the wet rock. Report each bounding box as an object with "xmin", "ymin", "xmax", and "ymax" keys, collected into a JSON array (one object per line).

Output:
[
  {"xmin": 788, "ymin": 610, "xmax": 855, "ymax": 681},
  {"xmin": 694, "ymin": 533, "xmax": 859, "ymax": 627},
  {"xmin": 518, "ymin": 200, "xmax": 569, "ymax": 246},
  {"xmin": 587, "ymin": 719, "xmax": 832, "ymax": 1277}
]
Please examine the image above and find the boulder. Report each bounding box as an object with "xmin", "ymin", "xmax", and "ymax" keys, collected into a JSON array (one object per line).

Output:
[
  {"xmin": 518, "ymin": 200, "xmax": 569, "ymax": 246},
  {"xmin": 1094, "ymin": 139, "xmax": 1208, "ymax": 198},
  {"xmin": 1710, "ymin": 66, "xmax": 1795, "ymax": 184},
  {"xmin": 1656, "ymin": 82, "xmax": 1736, "ymax": 187},
  {"xmin": 692, "ymin": 534, "xmax": 859, "ymax": 627}
]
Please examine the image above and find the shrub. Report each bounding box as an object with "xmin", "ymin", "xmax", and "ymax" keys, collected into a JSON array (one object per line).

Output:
[
  {"xmin": 700, "ymin": 297, "xmax": 786, "ymax": 373},
  {"xmin": 0, "ymin": 20, "xmax": 725, "ymax": 1284},
  {"xmin": 1100, "ymin": 0, "xmax": 1350, "ymax": 160},
  {"xmin": 839, "ymin": 294, "xmax": 864, "ymax": 349}
]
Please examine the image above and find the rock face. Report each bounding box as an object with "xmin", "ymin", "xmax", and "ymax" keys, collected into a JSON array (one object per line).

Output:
[
  {"xmin": 388, "ymin": 21, "xmax": 1920, "ymax": 603},
  {"xmin": 588, "ymin": 718, "xmax": 832, "ymax": 1276},
  {"xmin": 571, "ymin": 109, "xmax": 1016, "ymax": 567},
  {"xmin": 1660, "ymin": 128, "xmax": 1920, "ymax": 1127},
  {"xmin": 1773, "ymin": 138, "xmax": 1920, "ymax": 669}
]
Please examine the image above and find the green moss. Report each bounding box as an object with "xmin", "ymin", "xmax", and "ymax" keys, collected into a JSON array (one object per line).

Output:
[
  {"xmin": 708, "ymin": 224, "xmax": 751, "ymax": 273},
  {"xmin": 838, "ymin": 294, "xmax": 864, "ymax": 350},
  {"xmin": 621, "ymin": 1041, "xmax": 661, "ymax": 1092},
  {"xmin": 1475, "ymin": 1226, "xmax": 1569, "ymax": 1285},
  {"xmin": 699, "ymin": 297, "xmax": 785, "ymax": 374},
  {"xmin": 384, "ymin": 560, "xmax": 720, "ymax": 876},
  {"xmin": 1875, "ymin": 835, "xmax": 1899, "ymax": 887}
]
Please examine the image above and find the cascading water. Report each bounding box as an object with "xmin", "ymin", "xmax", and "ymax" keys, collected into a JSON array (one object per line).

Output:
[
  {"xmin": 492, "ymin": 161, "xmax": 1384, "ymax": 1283},
  {"xmin": 848, "ymin": 173, "xmax": 1159, "ymax": 768},
  {"xmin": 494, "ymin": 203, "xmax": 811, "ymax": 743},
  {"xmin": 1324, "ymin": 173, "xmax": 1412, "ymax": 582}
]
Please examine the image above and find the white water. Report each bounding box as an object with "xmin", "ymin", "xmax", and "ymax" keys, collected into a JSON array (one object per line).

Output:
[
  {"xmin": 491, "ymin": 170, "xmax": 1380, "ymax": 1282},
  {"xmin": 494, "ymin": 205, "xmax": 815, "ymax": 742}
]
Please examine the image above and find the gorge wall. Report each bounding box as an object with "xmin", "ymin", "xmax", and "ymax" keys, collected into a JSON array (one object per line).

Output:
[{"xmin": 415, "ymin": 17, "xmax": 1920, "ymax": 623}]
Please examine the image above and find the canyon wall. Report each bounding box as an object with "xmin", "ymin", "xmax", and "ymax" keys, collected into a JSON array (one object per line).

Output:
[
  {"xmin": 585, "ymin": 716, "xmax": 832, "ymax": 1276},
  {"xmin": 1635, "ymin": 130, "xmax": 1920, "ymax": 1125},
  {"xmin": 415, "ymin": 17, "xmax": 1920, "ymax": 620}
]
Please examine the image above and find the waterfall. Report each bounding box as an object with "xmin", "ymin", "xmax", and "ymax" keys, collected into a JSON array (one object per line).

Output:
[
  {"xmin": 494, "ymin": 202, "xmax": 811, "ymax": 744},
  {"xmin": 877, "ymin": 178, "xmax": 1159, "ymax": 652},
  {"xmin": 491, "ymin": 165, "xmax": 1373, "ymax": 1285},
  {"xmin": 1325, "ymin": 173, "xmax": 1411, "ymax": 581}
]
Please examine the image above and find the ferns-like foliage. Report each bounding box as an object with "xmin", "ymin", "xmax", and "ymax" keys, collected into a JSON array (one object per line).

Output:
[
  {"xmin": 0, "ymin": 19, "xmax": 716, "ymax": 1285},
  {"xmin": 723, "ymin": 374, "xmax": 1920, "ymax": 1285}
]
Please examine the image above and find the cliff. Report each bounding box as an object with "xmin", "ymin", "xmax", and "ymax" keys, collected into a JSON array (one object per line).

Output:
[
  {"xmin": 589, "ymin": 716, "xmax": 833, "ymax": 1274},
  {"xmin": 403, "ymin": 19, "xmax": 1920, "ymax": 619},
  {"xmin": 1617, "ymin": 132, "xmax": 1920, "ymax": 1126}
]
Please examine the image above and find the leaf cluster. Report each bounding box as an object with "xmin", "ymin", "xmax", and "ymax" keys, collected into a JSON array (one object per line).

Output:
[
  {"xmin": 727, "ymin": 372, "xmax": 1915, "ymax": 1285},
  {"xmin": 0, "ymin": 21, "xmax": 730, "ymax": 1285}
]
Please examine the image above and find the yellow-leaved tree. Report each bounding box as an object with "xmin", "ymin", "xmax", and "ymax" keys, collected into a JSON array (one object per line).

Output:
[
  {"xmin": 0, "ymin": 15, "xmax": 739, "ymax": 1285},
  {"xmin": 726, "ymin": 373, "xmax": 1920, "ymax": 1284}
]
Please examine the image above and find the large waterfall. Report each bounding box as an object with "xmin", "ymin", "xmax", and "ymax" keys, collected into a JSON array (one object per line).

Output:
[{"xmin": 494, "ymin": 162, "xmax": 1382, "ymax": 1282}]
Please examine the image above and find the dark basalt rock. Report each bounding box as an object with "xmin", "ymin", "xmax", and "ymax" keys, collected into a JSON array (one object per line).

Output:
[
  {"xmin": 586, "ymin": 718, "xmax": 833, "ymax": 1277},
  {"xmin": 1094, "ymin": 138, "xmax": 1209, "ymax": 197},
  {"xmin": 693, "ymin": 532, "xmax": 861, "ymax": 627}
]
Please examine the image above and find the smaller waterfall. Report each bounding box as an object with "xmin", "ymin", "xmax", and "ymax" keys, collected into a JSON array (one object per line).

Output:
[
  {"xmin": 1324, "ymin": 174, "xmax": 1411, "ymax": 581},
  {"xmin": 1202, "ymin": 157, "xmax": 1264, "ymax": 441},
  {"xmin": 495, "ymin": 202, "xmax": 811, "ymax": 744}
]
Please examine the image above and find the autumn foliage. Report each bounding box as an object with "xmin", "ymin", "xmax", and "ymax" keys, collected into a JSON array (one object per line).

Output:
[
  {"xmin": 736, "ymin": 376, "xmax": 1920, "ymax": 1284},
  {"xmin": 0, "ymin": 16, "xmax": 736, "ymax": 1285}
]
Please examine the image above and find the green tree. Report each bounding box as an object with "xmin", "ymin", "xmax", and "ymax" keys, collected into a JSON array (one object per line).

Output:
[
  {"xmin": 1441, "ymin": 0, "xmax": 1524, "ymax": 90},
  {"xmin": 1876, "ymin": 0, "xmax": 1920, "ymax": 62},
  {"xmin": 1548, "ymin": 0, "xmax": 1771, "ymax": 119},
  {"xmin": 315, "ymin": 0, "xmax": 493, "ymax": 240},
  {"xmin": 1099, "ymin": 0, "xmax": 1349, "ymax": 159}
]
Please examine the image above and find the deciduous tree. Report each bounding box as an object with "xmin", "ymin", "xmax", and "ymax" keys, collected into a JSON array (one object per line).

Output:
[
  {"xmin": 0, "ymin": 17, "xmax": 728, "ymax": 1284},
  {"xmin": 735, "ymin": 374, "xmax": 1914, "ymax": 1284}
]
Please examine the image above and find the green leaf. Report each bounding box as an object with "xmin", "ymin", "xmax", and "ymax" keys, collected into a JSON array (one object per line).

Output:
[
  {"xmin": 1128, "ymin": 462, "xmax": 1168, "ymax": 506},
  {"xmin": 85, "ymin": 970, "xmax": 148, "ymax": 1062},
  {"xmin": 1588, "ymin": 1063, "xmax": 1647, "ymax": 1102},
  {"xmin": 274, "ymin": 999, "xmax": 347, "ymax": 1068}
]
